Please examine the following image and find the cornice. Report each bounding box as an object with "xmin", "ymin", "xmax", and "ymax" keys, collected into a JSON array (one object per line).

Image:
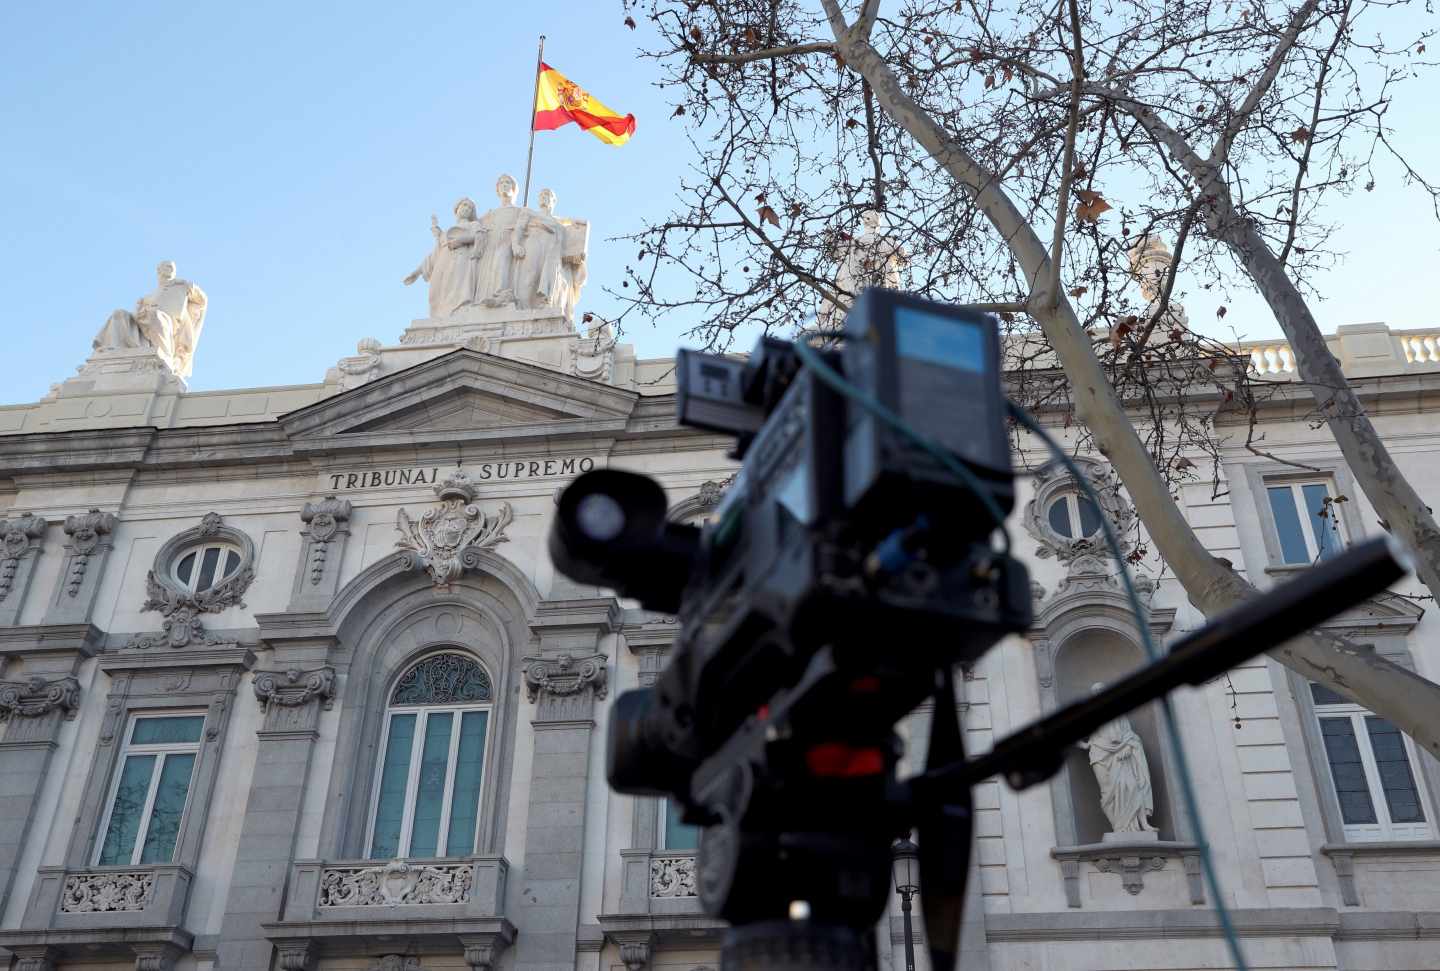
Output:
[{"xmin": 0, "ymin": 623, "xmax": 103, "ymax": 659}]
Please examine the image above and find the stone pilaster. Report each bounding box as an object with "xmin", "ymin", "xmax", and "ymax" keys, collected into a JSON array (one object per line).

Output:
[
  {"xmin": 288, "ymin": 496, "xmax": 352, "ymax": 610},
  {"xmin": 513, "ymin": 597, "xmax": 618, "ymax": 971},
  {"xmin": 44, "ymin": 509, "xmax": 117, "ymax": 624},
  {"xmin": 0, "ymin": 513, "xmax": 48, "ymax": 627},
  {"xmin": 0, "ymin": 675, "xmax": 81, "ymax": 917},
  {"xmin": 216, "ymin": 666, "xmax": 335, "ymax": 971}
]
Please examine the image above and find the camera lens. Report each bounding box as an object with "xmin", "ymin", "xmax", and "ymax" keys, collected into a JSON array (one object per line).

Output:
[{"xmin": 576, "ymin": 493, "xmax": 626, "ymax": 541}]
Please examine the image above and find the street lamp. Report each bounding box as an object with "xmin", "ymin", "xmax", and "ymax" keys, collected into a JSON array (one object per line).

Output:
[{"xmin": 891, "ymin": 837, "xmax": 920, "ymax": 971}]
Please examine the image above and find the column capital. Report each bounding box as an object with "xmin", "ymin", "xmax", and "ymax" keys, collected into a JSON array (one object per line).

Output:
[
  {"xmin": 0, "ymin": 675, "xmax": 80, "ymax": 722},
  {"xmin": 252, "ymin": 666, "xmax": 336, "ymax": 734},
  {"xmin": 522, "ymin": 651, "xmax": 607, "ymax": 722}
]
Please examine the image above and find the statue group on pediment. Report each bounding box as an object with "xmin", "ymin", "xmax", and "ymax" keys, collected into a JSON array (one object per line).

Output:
[{"xmin": 404, "ymin": 173, "xmax": 589, "ymax": 322}]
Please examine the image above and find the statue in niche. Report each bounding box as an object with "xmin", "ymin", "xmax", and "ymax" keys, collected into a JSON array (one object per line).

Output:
[
  {"xmin": 1079, "ymin": 682, "xmax": 1157, "ymax": 837},
  {"xmin": 819, "ymin": 208, "xmax": 909, "ymax": 328},
  {"xmin": 91, "ymin": 261, "xmax": 208, "ymax": 379},
  {"xmin": 404, "ymin": 197, "xmax": 485, "ymax": 319}
]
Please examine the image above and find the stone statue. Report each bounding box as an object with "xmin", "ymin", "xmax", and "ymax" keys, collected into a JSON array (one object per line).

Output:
[
  {"xmin": 520, "ymin": 188, "xmax": 589, "ymax": 321},
  {"xmin": 1128, "ymin": 234, "xmax": 1189, "ymax": 331},
  {"xmin": 1079, "ymin": 682, "xmax": 1157, "ymax": 836},
  {"xmin": 820, "ymin": 209, "xmax": 908, "ymax": 328},
  {"xmin": 474, "ymin": 174, "xmax": 528, "ymax": 309},
  {"xmin": 403, "ymin": 176, "xmax": 592, "ymax": 324},
  {"xmin": 91, "ymin": 261, "xmax": 208, "ymax": 379},
  {"xmin": 404, "ymin": 197, "xmax": 485, "ymax": 319}
]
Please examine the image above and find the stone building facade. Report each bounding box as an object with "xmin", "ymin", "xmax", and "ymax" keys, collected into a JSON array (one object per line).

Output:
[{"xmin": 1, "ymin": 216, "xmax": 1439, "ymax": 971}]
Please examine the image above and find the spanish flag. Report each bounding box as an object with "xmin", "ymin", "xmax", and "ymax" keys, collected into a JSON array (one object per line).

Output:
[{"xmin": 533, "ymin": 63, "xmax": 636, "ymax": 146}]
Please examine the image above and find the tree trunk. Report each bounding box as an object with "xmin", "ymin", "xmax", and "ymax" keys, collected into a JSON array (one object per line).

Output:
[{"xmin": 821, "ymin": 5, "xmax": 1440, "ymax": 758}]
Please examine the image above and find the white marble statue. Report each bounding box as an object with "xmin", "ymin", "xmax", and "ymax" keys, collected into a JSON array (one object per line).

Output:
[
  {"xmin": 521, "ymin": 188, "xmax": 589, "ymax": 321},
  {"xmin": 1079, "ymin": 682, "xmax": 1157, "ymax": 836},
  {"xmin": 1128, "ymin": 234, "xmax": 1189, "ymax": 331},
  {"xmin": 91, "ymin": 261, "xmax": 208, "ymax": 379},
  {"xmin": 473, "ymin": 174, "xmax": 528, "ymax": 310},
  {"xmin": 404, "ymin": 197, "xmax": 485, "ymax": 319},
  {"xmin": 820, "ymin": 208, "xmax": 909, "ymax": 328}
]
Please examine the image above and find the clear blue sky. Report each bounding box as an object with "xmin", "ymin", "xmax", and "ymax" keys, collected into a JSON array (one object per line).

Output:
[{"xmin": 2, "ymin": 3, "xmax": 1437, "ymax": 405}]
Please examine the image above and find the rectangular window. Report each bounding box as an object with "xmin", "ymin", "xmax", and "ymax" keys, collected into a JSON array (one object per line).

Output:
[
  {"xmin": 1266, "ymin": 480, "xmax": 1346, "ymax": 564},
  {"xmin": 662, "ymin": 798, "xmax": 701, "ymax": 851},
  {"xmin": 1310, "ymin": 684, "xmax": 1432, "ymax": 841},
  {"xmin": 367, "ymin": 706, "xmax": 489, "ymax": 859},
  {"xmin": 96, "ymin": 714, "xmax": 205, "ymax": 865}
]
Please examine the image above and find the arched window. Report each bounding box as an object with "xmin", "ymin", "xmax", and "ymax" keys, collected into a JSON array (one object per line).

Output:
[{"xmin": 366, "ymin": 652, "xmax": 493, "ymax": 860}]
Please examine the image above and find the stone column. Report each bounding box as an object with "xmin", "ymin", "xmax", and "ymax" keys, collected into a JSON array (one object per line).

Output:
[
  {"xmin": 216, "ymin": 667, "xmax": 335, "ymax": 971},
  {"xmin": 0, "ymin": 676, "xmax": 80, "ymax": 916},
  {"xmin": 43, "ymin": 509, "xmax": 117, "ymax": 624},
  {"xmin": 512, "ymin": 597, "xmax": 618, "ymax": 971},
  {"xmin": 0, "ymin": 513, "xmax": 48, "ymax": 627}
]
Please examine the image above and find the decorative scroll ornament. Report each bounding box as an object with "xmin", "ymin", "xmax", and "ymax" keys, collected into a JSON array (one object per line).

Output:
[
  {"xmin": 62, "ymin": 508, "xmax": 117, "ymax": 596},
  {"xmin": 1094, "ymin": 854, "xmax": 1167, "ymax": 894},
  {"xmin": 649, "ymin": 856, "xmax": 698, "ymax": 898},
  {"xmin": 59, "ymin": 871, "xmax": 154, "ymax": 912},
  {"xmin": 0, "ymin": 512, "xmax": 46, "ymax": 602},
  {"xmin": 522, "ymin": 652, "xmax": 608, "ymax": 703},
  {"xmin": 395, "ymin": 470, "xmax": 512, "ymax": 586},
  {"xmin": 0, "ymin": 676, "xmax": 81, "ymax": 721},
  {"xmin": 253, "ymin": 667, "xmax": 337, "ymax": 712},
  {"xmin": 129, "ymin": 511, "xmax": 255, "ymax": 649},
  {"xmin": 318, "ymin": 860, "xmax": 473, "ymax": 907},
  {"xmin": 300, "ymin": 495, "xmax": 352, "ymax": 585}
]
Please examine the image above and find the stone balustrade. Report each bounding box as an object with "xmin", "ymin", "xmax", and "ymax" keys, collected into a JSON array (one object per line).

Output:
[{"xmin": 1241, "ymin": 325, "xmax": 1440, "ymax": 380}]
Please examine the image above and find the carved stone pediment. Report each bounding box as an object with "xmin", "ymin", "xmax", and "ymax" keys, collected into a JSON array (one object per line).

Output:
[
  {"xmin": 279, "ymin": 348, "xmax": 636, "ymax": 448},
  {"xmin": 395, "ymin": 471, "xmax": 513, "ymax": 587}
]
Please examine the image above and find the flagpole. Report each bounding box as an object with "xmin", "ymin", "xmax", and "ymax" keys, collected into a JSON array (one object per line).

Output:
[{"xmin": 523, "ymin": 34, "xmax": 546, "ymax": 207}]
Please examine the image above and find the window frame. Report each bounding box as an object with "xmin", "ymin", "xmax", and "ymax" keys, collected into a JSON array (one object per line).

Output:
[
  {"xmin": 1264, "ymin": 478, "xmax": 1347, "ymax": 565},
  {"xmin": 660, "ymin": 796, "xmax": 700, "ymax": 852},
  {"xmin": 91, "ymin": 710, "xmax": 207, "ymax": 867},
  {"xmin": 1310, "ymin": 689, "xmax": 1434, "ymax": 842},
  {"xmin": 1045, "ymin": 492, "xmax": 1103, "ymax": 541},
  {"xmin": 170, "ymin": 541, "xmax": 244, "ymax": 594},
  {"xmin": 363, "ymin": 652, "xmax": 496, "ymax": 860}
]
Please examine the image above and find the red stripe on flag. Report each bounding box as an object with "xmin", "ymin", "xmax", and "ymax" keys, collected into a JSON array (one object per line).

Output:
[
  {"xmin": 567, "ymin": 107, "xmax": 637, "ymax": 137},
  {"xmin": 533, "ymin": 107, "xmax": 573, "ymax": 131}
]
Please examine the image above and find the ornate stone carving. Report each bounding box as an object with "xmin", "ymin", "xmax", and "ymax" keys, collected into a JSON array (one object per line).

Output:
[
  {"xmin": 1022, "ymin": 458, "xmax": 1135, "ymax": 564},
  {"xmin": 300, "ymin": 496, "xmax": 352, "ymax": 585},
  {"xmin": 571, "ymin": 324, "xmax": 616, "ymax": 382},
  {"xmin": 619, "ymin": 942, "xmax": 652, "ymax": 971},
  {"xmin": 462, "ymin": 943, "xmax": 497, "ymax": 971},
  {"xmin": 0, "ymin": 675, "xmax": 80, "ymax": 721},
  {"xmin": 62, "ymin": 508, "xmax": 116, "ymax": 596},
  {"xmin": 317, "ymin": 860, "xmax": 473, "ymax": 907},
  {"xmin": 59, "ymin": 871, "xmax": 154, "ymax": 912},
  {"xmin": 368, "ymin": 958, "xmax": 422, "ymax": 971},
  {"xmin": 253, "ymin": 667, "xmax": 336, "ymax": 712},
  {"xmin": 90, "ymin": 261, "xmax": 208, "ymax": 380},
  {"xmin": 649, "ymin": 856, "xmax": 697, "ymax": 898},
  {"xmin": 395, "ymin": 470, "xmax": 512, "ymax": 586},
  {"xmin": 0, "ymin": 511, "xmax": 46, "ymax": 602},
  {"xmin": 129, "ymin": 512, "xmax": 255, "ymax": 649},
  {"xmin": 328, "ymin": 338, "xmax": 383, "ymax": 390},
  {"xmin": 275, "ymin": 942, "xmax": 314, "ymax": 971},
  {"xmin": 1093, "ymin": 854, "xmax": 1166, "ymax": 894},
  {"xmin": 522, "ymin": 652, "xmax": 608, "ymax": 704}
]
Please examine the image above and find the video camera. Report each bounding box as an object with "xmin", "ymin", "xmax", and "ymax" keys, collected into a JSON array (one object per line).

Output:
[{"xmin": 549, "ymin": 289, "xmax": 1411, "ymax": 969}]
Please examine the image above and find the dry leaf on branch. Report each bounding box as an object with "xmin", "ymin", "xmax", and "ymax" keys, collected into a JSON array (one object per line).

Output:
[
  {"xmin": 1068, "ymin": 285, "xmax": 1088, "ymax": 298},
  {"xmin": 1173, "ymin": 456, "xmax": 1196, "ymax": 470},
  {"xmin": 671, "ymin": 105, "xmax": 686, "ymax": 118},
  {"xmin": 1074, "ymin": 189, "xmax": 1111, "ymax": 222},
  {"xmin": 744, "ymin": 26, "xmax": 759, "ymax": 47},
  {"xmin": 1290, "ymin": 125, "xmax": 1312, "ymax": 143},
  {"xmin": 1216, "ymin": 305, "xmax": 1228, "ymax": 318},
  {"xmin": 624, "ymin": 15, "xmax": 636, "ymax": 29},
  {"xmin": 690, "ymin": 26, "xmax": 703, "ymax": 44},
  {"xmin": 758, "ymin": 205, "xmax": 781, "ymax": 227}
]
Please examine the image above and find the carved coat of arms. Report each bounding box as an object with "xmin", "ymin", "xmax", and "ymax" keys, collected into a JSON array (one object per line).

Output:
[{"xmin": 396, "ymin": 470, "xmax": 513, "ymax": 586}]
